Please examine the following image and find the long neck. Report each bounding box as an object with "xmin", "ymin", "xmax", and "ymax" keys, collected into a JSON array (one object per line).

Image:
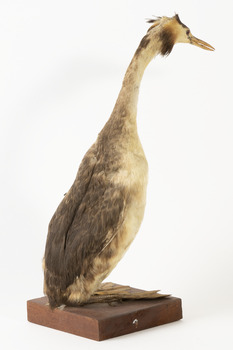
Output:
[
  {"xmin": 109, "ymin": 32, "xmax": 161, "ymax": 129},
  {"xmin": 98, "ymin": 30, "xmax": 162, "ymax": 150}
]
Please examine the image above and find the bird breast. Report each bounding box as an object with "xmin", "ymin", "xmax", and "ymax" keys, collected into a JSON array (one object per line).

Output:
[{"xmin": 100, "ymin": 147, "xmax": 148, "ymax": 272}]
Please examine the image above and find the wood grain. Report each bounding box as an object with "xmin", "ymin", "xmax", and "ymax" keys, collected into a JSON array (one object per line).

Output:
[{"xmin": 27, "ymin": 285, "xmax": 182, "ymax": 341}]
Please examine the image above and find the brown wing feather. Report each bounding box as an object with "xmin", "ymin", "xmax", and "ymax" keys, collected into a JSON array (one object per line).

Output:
[{"xmin": 44, "ymin": 143, "xmax": 127, "ymax": 295}]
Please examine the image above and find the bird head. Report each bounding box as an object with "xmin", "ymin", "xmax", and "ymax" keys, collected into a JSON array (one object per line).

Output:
[{"xmin": 147, "ymin": 14, "xmax": 215, "ymax": 56}]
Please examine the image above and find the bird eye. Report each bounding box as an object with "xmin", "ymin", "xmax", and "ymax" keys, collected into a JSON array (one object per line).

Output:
[{"xmin": 186, "ymin": 29, "xmax": 190, "ymax": 36}]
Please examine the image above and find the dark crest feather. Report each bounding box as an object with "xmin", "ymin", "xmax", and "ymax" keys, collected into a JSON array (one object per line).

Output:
[
  {"xmin": 175, "ymin": 13, "xmax": 188, "ymax": 28},
  {"xmin": 146, "ymin": 16, "xmax": 161, "ymax": 24}
]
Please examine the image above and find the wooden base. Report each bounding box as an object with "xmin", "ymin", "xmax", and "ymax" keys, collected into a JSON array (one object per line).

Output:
[{"xmin": 27, "ymin": 285, "xmax": 182, "ymax": 341}]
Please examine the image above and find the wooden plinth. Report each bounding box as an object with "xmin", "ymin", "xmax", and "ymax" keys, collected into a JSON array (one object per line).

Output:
[{"xmin": 27, "ymin": 286, "xmax": 182, "ymax": 341}]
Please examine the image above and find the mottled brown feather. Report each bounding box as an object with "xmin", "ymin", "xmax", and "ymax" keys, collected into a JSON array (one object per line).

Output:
[{"xmin": 44, "ymin": 135, "xmax": 132, "ymax": 306}]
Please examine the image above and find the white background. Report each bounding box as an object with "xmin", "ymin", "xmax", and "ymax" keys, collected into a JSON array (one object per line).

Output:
[{"xmin": 1, "ymin": 0, "xmax": 233, "ymax": 349}]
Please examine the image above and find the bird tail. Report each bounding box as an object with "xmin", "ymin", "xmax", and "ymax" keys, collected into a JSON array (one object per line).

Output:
[{"xmin": 43, "ymin": 268, "xmax": 69, "ymax": 309}]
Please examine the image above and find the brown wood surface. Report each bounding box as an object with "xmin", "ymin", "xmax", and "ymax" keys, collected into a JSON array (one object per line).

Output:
[{"xmin": 27, "ymin": 285, "xmax": 182, "ymax": 341}]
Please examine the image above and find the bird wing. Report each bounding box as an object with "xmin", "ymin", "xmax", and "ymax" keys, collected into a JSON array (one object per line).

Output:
[{"xmin": 44, "ymin": 143, "xmax": 128, "ymax": 291}]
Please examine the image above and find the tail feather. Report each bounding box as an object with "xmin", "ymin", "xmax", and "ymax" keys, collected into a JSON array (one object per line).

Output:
[{"xmin": 44, "ymin": 268, "xmax": 69, "ymax": 309}]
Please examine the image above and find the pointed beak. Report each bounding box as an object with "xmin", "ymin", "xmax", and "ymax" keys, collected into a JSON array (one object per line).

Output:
[{"xmin": 191, "ymin": 35, "xmax": 215, "ymax": 51}]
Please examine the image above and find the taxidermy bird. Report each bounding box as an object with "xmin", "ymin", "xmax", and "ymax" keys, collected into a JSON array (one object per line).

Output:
[{"xmin": 43, "ymin": 14, "xmax": 214, "ymax": 308}]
